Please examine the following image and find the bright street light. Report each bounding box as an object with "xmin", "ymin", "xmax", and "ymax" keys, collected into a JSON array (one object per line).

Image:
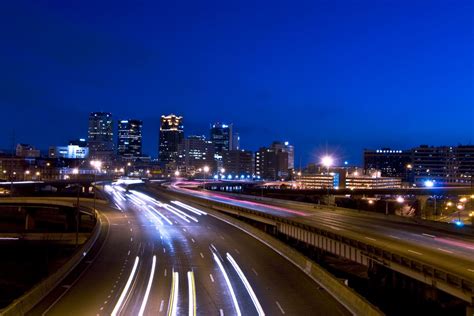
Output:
[
  {"xmin": 424, "ymin": 180, "xmax": 434, "ymax": 188},
  {"xmin": 321, "ymin": 156, "xmax": 334, "ymax": 168},
  {"xmin": 174, "ymin": 170, "xmax": 180, "ymax": 177},
  {"xmin": 220, "ymin": 168, "xmax": 225, "ymax": 174},
  {"xmin": 396, "ymin": 196, "xmax": 405, "ymax": 203},
  {"xmin": 203, "ymin": 166, "xmax": 210, "ymax": 173}
]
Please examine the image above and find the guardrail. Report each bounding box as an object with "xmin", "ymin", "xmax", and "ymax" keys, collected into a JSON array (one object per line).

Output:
[
  {"xmin": 167, "ymin": 187, "xmax": 474, "ymax": 305},
  {"xmin": 0, "ymin": 208, "xmax": 102, "ymax": 316}
]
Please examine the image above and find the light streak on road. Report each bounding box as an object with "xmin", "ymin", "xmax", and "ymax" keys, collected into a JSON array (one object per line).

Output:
[
  {"xmin": 164, "ymin": 204, "xmax": 199, "ymax": 222},
  {"xmin": 0, "ymin": 237, "xmax": 19, "ymax": 240},
  {"xmin": 138, "ymin": 255, "xmax": 157, "ymax": 316},
  {"xmin": 168, "ymin": 271, "xmax": 180, "ymax": 316},
  {"xmin": 188, "ymin": 271, "xmax": 197, "ymax": 316},
  {"xmin": 148, "ymin": 206, "xmax": 174, "ymax": 225},
  {"xmin": 226, "ymin": 253, "xmax": 265, "ymax": 316},
  {"xmin": 162, "ymin": 204, "xmax": 192, "ymax": 223},
  {"xmin": 212, "ymin": 253, "xmax": 241, "ymax": 316},
  {"xmin": 171, "ymin": 201, "xmax": 207, "ymax": 215},
  {"xmin": 111, "ymin": 256, "xmax": 139, "ymax": 316}
]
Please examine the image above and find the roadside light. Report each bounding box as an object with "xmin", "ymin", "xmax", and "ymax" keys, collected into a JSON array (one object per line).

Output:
[
  {"xmin": 35, "ymin": 171, "xmax": 40, "ymax": 176},
  {"xmin": 457, "ymin": 204, "xmax": 464, "ymax": 210},
  {"xmin": 368, "ymin": 200, "xmax": 374, "ymax": 205},
  {"xmin": 174, "ymin": 170, "xmax": 180, "ymax": 177},
  {"xmin": 459, "ymin": 197, "xmax": 467, "ymax": 203},
  {"xmin": 321, "ymin": 156, "xmax": 334, "ymax": 168},
  {"xmin": 447, "ymin": 201, "xmax": 453, "ymax": 207},
  {"xmin": 220, "ymin": 168, "xmax": 225, "ymax": 174},
  {"xmin": 424, "ymin": 180, "xmax": 434, "ymax": 188},
  {"xmin": 72, "ymin": 168, "xmax": 79, "ymax": 175},
  {"xmin": 203, "ymin": 166, "xmax": 210, "ymax": 173},
  {"xmin": 396, "ymin": 196, "xmax": 405, "ymax": 203}
]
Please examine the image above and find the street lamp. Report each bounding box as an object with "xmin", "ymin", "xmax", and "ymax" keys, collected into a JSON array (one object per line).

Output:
[
  {"xmin": 203, "ymin": 165, "xmax": 210, "ymax": 181},
  {"xmin": 90, "ymin": 160, "xmax": 102, "ymax": 212},
  {"xmin": 321, "ymin": 156, "xmax": 334, "ymax": 205},
  {"xmin": 174, "ymin": 170, "xmax": 180, "ymax": 177}
]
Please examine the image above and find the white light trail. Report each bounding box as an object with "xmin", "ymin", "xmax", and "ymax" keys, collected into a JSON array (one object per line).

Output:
[
  {"xmin": 187, "ymin": 271, "xmax": 196, "ymax": 316},
  {"xmin": 148, "ymin": 205, "xmax": 173, "ymax": 225},
  {"xmin": 168, "ymin": 271, "xmax": 180, "ymax": 316},
  {"xmin": 138, "ymin": 255, "xmax": 157, "ymax": 316},
  {"xmin": 226, "ymin": 253, "xmax": 265, "ymax": 316},
  {"xmin": 212, "ymin": 253, "xmax": 241, "ymax": 316},
  {"xmin": 111, "ymin": 256, "xmax": 140, "ymax": 316},
  {"xmin": 164, "ymin": 204, "xmax": 198, "ymax": 223},
  {"xmin": 171, "ymin": 201, "xmax": 207, "ymax": 215},
  {"xmin": 162, "ymin": 204, "xmax": 191, "ymax": 223}
]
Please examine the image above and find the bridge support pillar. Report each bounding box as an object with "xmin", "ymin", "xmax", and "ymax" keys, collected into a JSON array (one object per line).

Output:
[
  {"xmin": 467, "ymin": 304, "xmax": 473, "ymax": 316},
  {"xmin": 416, "ymin": 195, "xmax": 429, "ymax": 219},
  {"xmin": 25, "ymin": 210, "xmax": 36, "ymax": 230}
]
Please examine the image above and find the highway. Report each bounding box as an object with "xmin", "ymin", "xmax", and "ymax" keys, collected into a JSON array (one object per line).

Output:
[
  {"xmin": 30, "ymin": 183, "xmax": 350, "ymax": 315},
  {"xmin": 167, "ymin": 184, "xmax": 474, "ymax": 283}
]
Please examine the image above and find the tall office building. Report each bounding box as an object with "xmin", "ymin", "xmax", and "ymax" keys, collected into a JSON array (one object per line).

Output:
[
  {"xmin": 159, "ymin": 114, "xmax": 184, "ymax": 164},
  {"xmin": 210, "ymin": 123, "xmax": 239, "ymax": 159},
  {"xmin": 118, "ymin": 119, "xmax": 143, "ymax": 160},
  {"xmin": 222, "ymin": 150, "xmax": 254, "ymax": 178},
  {"xmin": 178, "ymin": 135, "xmax": 215, "ymax": 172},
  {"xmin": 271, "ymin": 141, "xmax": 294, "ymax": 170},
  {"xmin": 88, "ymin": 112, "xmax": 114, "ymax": 160},
  {"xmin": 255, "ymin": 145, "xmax": 289, "ymax": 180}
]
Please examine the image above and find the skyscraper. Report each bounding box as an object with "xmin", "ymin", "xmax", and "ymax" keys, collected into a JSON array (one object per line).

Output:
[
  {"xmin": 178, "ymin": 135, "xmax": 215, "ymax": 172},
  {"xmin": 118, "ymin": 119, "xmax": 142, "ymax": 160},
  {"xmin": 159, "ymin": 114, "xmax": 184, "ymax": 164},
  {"xmin": 271, "ymin": 141, "xmax": 294, "ymax": 170},
  {"xmin": 255, "ymin": 144, "xmax": 289, "ymax": 180},
  {"xmin": 88, "ymin": 112, "xmax": 114, "ymax": 160}
]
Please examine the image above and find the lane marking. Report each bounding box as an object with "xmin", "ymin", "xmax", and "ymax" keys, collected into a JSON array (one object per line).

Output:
[
  {"xmin": 252, "ymin": 268, "xmax": 258, "ymax": 276},
  {"xmin": 200, "ymin": 252, "xmax": 204, "ymax": 259},
  {"xmin": 364, "ymin": 237, "xmax": 376, "ymax": 242},
  {"xmin": 191, "ymin": 238, "xmax": 195, "ymax": 243},
  {"xmin": 407, "ymin": 249, "xmax": 423, "ymax": 256},
  {"xmin": 111, "ymin": 256, "xmax": 140, "ymax": 316},
  {"xmin": 219, "ymin": 309, "xmax": 224, "ymax": 316},
  {"xmin": 234, "ymin": 249, "xmax": 240, "ymax": 254},
  {"xmin": 163, "ymin": 247, "xmax": 166, "ymax": 253},
  {"xmin": 275, "ymin": 301, "xmax": 285, "ymax": 314},
  {"xmin": 164, "ymin": 269, "xmax": 167, "ymax": 277},
  {"xmin": 160, "ymin": 300, "xmax": 165, "ymax": 312},
  {"xmin": 127, "ymin": 250, "xmax": 130, "ymax": 256},
  {"xmin": 138, "ymin": 255, "xmax": 156, "ymax": 316},
  {"xmin": 422, "ymin": 233, "xmax": 436, "ymax": 238},
  {"xmin": 389, "ymin": 235, "xmax": 401, "ymax": 240},
  {"xmin": 227, "ymin": 253, "xmax": 265, "ymax": 315},
  {"xmin": 209, "ymin": 274, "xmax": 214, "ymax": 282}
]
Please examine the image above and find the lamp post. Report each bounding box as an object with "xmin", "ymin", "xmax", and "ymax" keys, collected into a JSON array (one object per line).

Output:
[
  {"xmin": 203, "ymin": 165, "xmax": 210, "ymax": 181},
  {"xmin": 321, "ymin": 155, "xmax": 334, "ymax": 206},
  {"xmin": 90, "ymin": 160, "xmax": 102, "ymax": 213}
]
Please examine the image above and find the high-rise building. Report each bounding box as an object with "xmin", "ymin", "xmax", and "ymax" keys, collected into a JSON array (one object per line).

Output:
[
  {"xmin": 16, "ymin": 144, "xmax": 41, "ymax": 158},
  {"xmin": 88, "ymin": 112, "xmax": 114, "ymax": 160},
  {"xmin": 363, "ymin": 148, "xmax": 412, "ymax": 181},
  {"xmin": 159, "ymin": 114, "xmax": 184, "ymax": 164},
  {"xmin": 271, "ymin": 141, "xmax": 294, "ymax": 170},
  {"xmin": 118, "ymin": 119, "xmax": 143, "ymax": 160},
  {"xmin": 255, "ymin": 145, "xmax": 289, "ymax": 180},
  {"xmin": 178, "ymin": 135, "xmax": 215, "ymax": 172},
  {"xmin": 210, "ymin": 123, "xmax": 239, "ymax": 159},
  {"xmin": 222, "ymin": 150, "xmax": 254, "ymax": 178}
]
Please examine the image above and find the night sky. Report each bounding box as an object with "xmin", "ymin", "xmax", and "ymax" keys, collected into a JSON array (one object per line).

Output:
[{"xmin": 1, "ymin": 0, "xmax": 472, "ymax": 166}]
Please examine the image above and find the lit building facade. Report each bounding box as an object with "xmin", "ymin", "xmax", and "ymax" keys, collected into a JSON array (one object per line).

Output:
[
  {"xmin": 222, "ymin": 150, "xmax": 254, "ymax": 178},
  {"xmin": 255, "ymin": 144, "xmax": 289, "ymax": 180},
  {"xmin": 363, "ymin": 148, "xmax": 412, "ymax": 181},
  {"xmin": 345, "ymin": 175, "xmax": 402, "ymax": 189},
  {"xmin": 159, "ymin": 114, "xmax": 184, "ymax": 164},
  {"xmin": 210, "ymin": 123, "xmax": 239, "ymax": 159},
  {"xmin": 178, "ymin": 135, "xmax": 215, "ymax": 172},
  {"xmin": 118, "ymin": 119, "xmax": 143, "ymax": 160},
  {"xmin": 16, "ymin": 144, "xmax": 41, "ymax": 158},
  {"xmin": 88, "ymin": 112, "xmax": 114, "ymax": 160}
]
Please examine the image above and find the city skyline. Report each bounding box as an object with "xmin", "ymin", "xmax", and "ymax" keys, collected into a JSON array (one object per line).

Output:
[{"xmin": 1, "ymin": 0, "xmax": 472, "ymax": 165}]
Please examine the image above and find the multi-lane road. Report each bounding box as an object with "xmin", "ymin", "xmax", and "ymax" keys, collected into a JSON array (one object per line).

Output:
[
  {"xmin": 168, "ymin": 184, "xmax": 474, "ymax": 282},
  {"xmin": 30, "ymin": 184, "xmax": 350, "ymax": 315}
]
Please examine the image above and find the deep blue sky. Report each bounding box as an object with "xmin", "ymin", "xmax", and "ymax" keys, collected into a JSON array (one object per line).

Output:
[{"xmin": 1, "ymin": 0, "xmax": 472, "ymax": 165}]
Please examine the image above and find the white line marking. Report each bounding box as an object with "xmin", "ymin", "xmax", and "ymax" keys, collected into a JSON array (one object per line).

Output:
[
  {"xmin": 164, "ymin": 269, "xmax": 167, "ymax": 277},
  {"xmin": 364, "ymin": 237, "xmax": 376, "ymax": 241},
  {"xmin": 127, "ymin": 250, "xmax": 130, "ymax": 256},
  {"xmin": 389, "ymin": 235, "xmax": 401, "ymax": 240},
  {"xmin": 163, "ymin": 247, "xmax": 166, "ymax": 253},
  {"xmin": 234, "ymin": 249, "xmax": 240, "ymax": 254},
  {"xmin": 219, "ymin": 309, "xmax": 224, "ymax": 316},
  {"xmin": 275, "ymin": 301, "xmax": 285, "ymax": 314},
  {"xmin": 200, "ymin": 252, "xmax": 204, "ymax": 259},
  {"xmin": 209, "ymin": 274, "xmax": 215, "ymax": 283},
  {"xmin": 252, "ymin": 268, "xmax": 258, "ymax": 276},
  {"xmin": 159, "ymin": 300, "xmax": 164, "ymax": 312},
  {"xmin": 407, "ymin": 249, "xmax": 423, "ymax": 256},
  {"xmin": 422, "ymin": 233, "xmax": 436, "ymax": 238}
]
